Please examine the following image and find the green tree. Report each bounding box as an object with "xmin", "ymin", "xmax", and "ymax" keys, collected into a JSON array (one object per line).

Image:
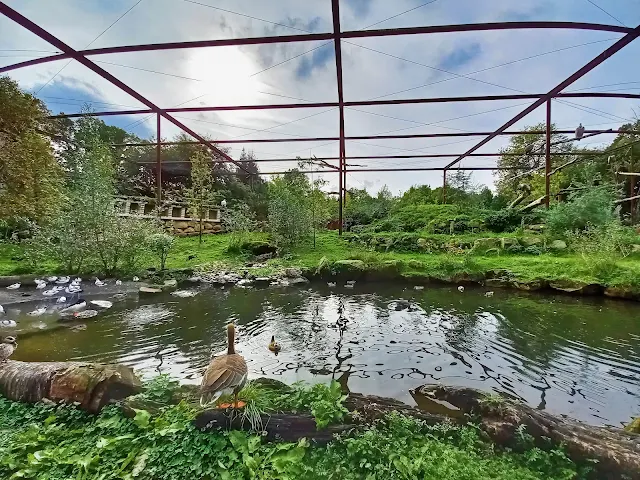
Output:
[
  {"xmin": 0, "ymin": 76, "xmax": 64, "ymax": 223},
  {"xmin": 268, "ymin": 169, "xmax": 312, "ymax": 251},
  {"xmin": 184, "ymin": 150, "xmax": 217, "ymax": 245}
]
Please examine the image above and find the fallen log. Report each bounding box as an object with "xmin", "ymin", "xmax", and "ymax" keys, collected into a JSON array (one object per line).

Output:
[
  {"xmin": 0, "ymin": 360, "xmax": 142, "ymax": 413},
  {"xmin": 418, "ymin": 385, "xmax": 640, "ymax": 480}
]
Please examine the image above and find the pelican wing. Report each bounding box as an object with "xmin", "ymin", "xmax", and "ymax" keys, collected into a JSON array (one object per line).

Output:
[{"xmin": 201, "ymin": 354, "xmax": 247, "ymax": 396}]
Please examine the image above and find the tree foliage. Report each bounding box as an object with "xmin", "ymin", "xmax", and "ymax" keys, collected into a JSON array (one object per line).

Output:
[
  {"xmin": 268, "ymin": 170, "xmax": 313, "ymax": 251},
  {"xmin": 184, "ymin": 150, "xmax": 218, "ymax": 245}
]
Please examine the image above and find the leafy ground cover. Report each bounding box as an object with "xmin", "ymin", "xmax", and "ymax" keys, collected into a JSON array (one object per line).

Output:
[{"xmin": 0, "ymin": 378, "xmax": 584, "ymax": 480}]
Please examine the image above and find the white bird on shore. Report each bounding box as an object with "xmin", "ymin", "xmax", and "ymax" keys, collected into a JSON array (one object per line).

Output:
[
  {"xmin": 95, "ymin": 278, "xmax": 106, "ymax": 287},
  {"xmin": 115, "ymin": 280, "xmax": 122, "ymax": 286},
  {"xmin": 73, "ymin": 278, "xmax": 82, "ymax": 284},
  {"xmin": 65, "ymin": 285, "xmax": 82, "ymax": 294},
  {"xmin": 0, "ymin": 305, "xmax": 4, "ymax": 314},
  {"xmin": 327, "ymin": 282, "xmax": 336, "ymax": 288},
  {"xmin": 6, "ymin": 283, "xmax": 20, "ymax": 290},
  {"xmin": 47, "ymin": 276, "xmax": 58, "ymax": 282},
  {"xmin": 57, "ymin": 296, "xmax": 67, "ymax": 304},
  {"xmin": 485, "ymin": 291, "xmax": 494, "ymax": 297},
  {"xmin": 344, "ymin": 284, "xmax": 355, "ymax": 289},
  {"xmin": 43, "ymin": 288, "xmax": 58, "ymax": 296},
  {"xmin": 132, "ymin": 276, "xmax": 140, "ymax": 282},
  {"xmin": 60, "ymin": 299, "xmax": 87, "ymax": 313},
  {"xmin": 35, "ymin": 280, "xmax": 47, "ymax": 289},
  {"xmin": 56, "ymin": 276, "xmax": 70, "ymax": 284},
  {"xmin": 346, "ymin": 280, "xmax": 356, "ymax": 285},
  {"xmin": 457, "ymin": 286, "xmax": 465, "ymax": 293},
  {"xmin": 90, "ymin": 300, "xmax": 113, "ymax": 309},
  {"xmin": 27, "ymin": 306, "xmax": 47, "ymax": 316},
  {"xmin": 0, "ymin": 319, "xmax": 17, "ymax": 328},
  {"xmin": 414, "ymin": 286, "xmax": 424, "ymax": 291}
]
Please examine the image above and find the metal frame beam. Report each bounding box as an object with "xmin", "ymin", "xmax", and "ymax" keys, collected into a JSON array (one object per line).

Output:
[
  {"xmin": 47, "ymin": 92, "xmax": 640, "ymax": 119},
  {"xmin": 0, "ymin": 2, "xmax": 249, "ymax": 174},
  {"xmin": 0, "ymin": 21, "xmax": 633, "ymax": 74},
  {"xmin": 331, "ymin": 0, "xmax": 345, "ymax": 235},
  {"xmin": 443, "ymin": 24, "xmax": 640, "ymax": 171}
]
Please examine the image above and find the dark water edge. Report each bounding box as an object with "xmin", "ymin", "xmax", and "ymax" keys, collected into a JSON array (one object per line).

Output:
[{"xmin": 4, "ymin": 282, "xmax": 640, "ymax": 427}]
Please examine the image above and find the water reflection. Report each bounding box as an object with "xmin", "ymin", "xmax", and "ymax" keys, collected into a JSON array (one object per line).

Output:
[{"xmin": 7, "ymin": 284, "xmax": 640, "ymax": 426}]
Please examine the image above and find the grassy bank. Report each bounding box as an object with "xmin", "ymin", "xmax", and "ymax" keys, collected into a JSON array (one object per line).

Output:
[
  {"xmin": 2, "ymin": 231, "xmax": 640, "ymax": 289},
  {"xmin": 0, "ymin": 378, "xmax": 584, "ymax": 480}
]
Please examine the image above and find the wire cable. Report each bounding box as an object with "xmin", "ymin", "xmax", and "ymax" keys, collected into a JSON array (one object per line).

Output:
[{"xmin": 584, "ymin": 0, "xmax": 626, "ymax": 27}]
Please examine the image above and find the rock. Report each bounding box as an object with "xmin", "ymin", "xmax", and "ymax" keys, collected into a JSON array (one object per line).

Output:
[
  {"xmin": 254, "ymin": 277, "xmax": 272, "ymax": 286},
  {"xmin": 513, "ymin": 279, "xmax": 548, "ymax": 291},
  {"xmin": 187, "ymin": 276, "xmax": 202, "ymax": 283},
  {"xmin": 288, "ymin": 277, "xmax": 309, "ymax": 285},
  {"xmin": 332, "ymin": 259, "xmax": 366, "ymax": 278},
  {"xmin": 369, "ymin": 259, "xmax": 402, "ymax": 281},
  {"xmin": 236, "ymin": 279, "xmax": 254, "ymax": 287},
  {"xmin": 407, "ymin": 259, "xmax": 424, "ymax": 270},
  {"xmin": 243, "ymin": 240, "xmax": 277, "ymax": 256},
  {"xmin": 484, "ymin": 278, "xmax": 512, "ymax": 288},
  {"xmin": 284, "ymin": 267, "xmax": 302, "ymax": 278},
  {"xmin": 472, "ymin": 238, "xmax": 501, "ymax": 252},
  {"xmin": 528, "ymin": 224, "xmax": 545, "ymax": 232},
  {"xmin": 139, "ymin": 286, "xmax": 162, "ymax": 296},
  {"xmin": 500, "ymin": 237, "xmax": 519, "ymax": 249},
  {"xmin": 254, "ymin": 252, "xmax": 274, "ymax": 262},
  {"xmin": 549, "ymin": 280, "xmax": 603, "ymax": 295},
  {"xmin": 163, "ymin": 279, "xmax": 178, "ymax": 288},
  {"xmin": 173, "ymin": 221, "xmax": 189, "ymax": 229},
  {"xmin": 604, "ymin": 286, "xmax": 640, "ymax": 300},
  {"xmin": 520, "ymin": 236, "xmax": 542, "ymax": 247},
  {"xmin": 549, "ymin": 239, "xmax": 567, "ymax": 251}
]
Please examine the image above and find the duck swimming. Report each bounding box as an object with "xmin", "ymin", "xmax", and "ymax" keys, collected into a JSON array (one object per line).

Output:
[{"xmin": 268, "ymin": 335, "xmax": 281, "ymax": 354}]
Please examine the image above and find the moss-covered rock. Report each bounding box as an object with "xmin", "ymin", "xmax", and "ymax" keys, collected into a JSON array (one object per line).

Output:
[
  {"xmin": 332, "ymin": 259, "xmax": 366, "ymax": 278},
  {"xmin": 604, "ymin": 286, "xmax": 640, "ymax": 300},
  {"xmin": 513, "ymin": 279, "xmax": 548, "ymax": 291},
  {"xmin": 520, "ymin": 236, "xmax": 542, "ymax": 247},
  {"xmin": 368, "ymin": 259, "xmax": 403, "ymax": 281},
  {"xmin": 472, "ymin": 238, "xmax": 501, "ymax": 252},
  {"xmin": 549, "ymin": 240, "xmax": 567, "ymax": 251},
  {"xmin": 549, "ymin": 280, "xmax": 603, "ymax": 295}
]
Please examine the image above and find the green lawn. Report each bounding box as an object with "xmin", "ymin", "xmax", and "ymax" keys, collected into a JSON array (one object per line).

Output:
[{"xmin": 2, "ymin": 231, "xmax": 639, "ymax": 288}]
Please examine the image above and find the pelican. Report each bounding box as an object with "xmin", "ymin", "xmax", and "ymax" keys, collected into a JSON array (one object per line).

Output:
[
  {"xmin": 115, "ymin": 280, "xmax": 122, "ymax": 286},
  {"xmin": 0, "ymin": 319, "xmax": 16, "ymax": 328},
  {"xmin": 47, "ymin": 276, "xmax": 58, "ymax": 282},
  {"xmin": 95, "ymin": 278, "xmax": 106, "ymax": 287},
  {"xmin": 65, "ymin": 285, "xmax": 82, "ymax": 294},
  {"xmin": 457, "ymin": 286, "xmax": 465, "ymax": 293},
  {"xmin": 0, "ymin": 336, "xmax": 17, "ymax": 362},
  {"xmin": 0, "ymin": 305, "xmax": 4, "ymax": 314},
  {"xmin": 56, "ymin": 276, "xmax": 70, "ymax": 285},
  {"xmin": 200, "ymin": 324, "xmax": 248, "ymax": 408},
  {"xmin": 6, "ymin": 283, "xmax": 20, "ymax": 290},
  {"xmin": 43, "ymin": 287, "xmax": 61, "ymax": 296}
]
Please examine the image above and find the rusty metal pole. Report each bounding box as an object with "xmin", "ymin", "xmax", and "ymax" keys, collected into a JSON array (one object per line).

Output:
[
  {"xmin": 630, "ymin": 148, "xmax": 636, "ymax": 224},
  {"xmin": 338, "ymin": 146, "xmax": 343, "ymax": 235},
  {"xmin": 156, "ymin": 113, "xmax": 162, "ymax": 208},
  {"xmin": 331, "ymin": 0, "xmax": 345, "ymax": 236},
  {"xmin": 545, "ymin": 100, "xmax": 551, "ymax": 208},
  {"xmin": 442, "ymin": 169, "xmax": 447, "ymax": 203}
]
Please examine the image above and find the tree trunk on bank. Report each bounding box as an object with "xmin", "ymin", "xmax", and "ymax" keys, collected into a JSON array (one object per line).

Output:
[
  {"xmin": 418, "ymin": 385, "xmax": 640, "ymax": 480},
  {"xmin": 0, "ymin": 360, "xmax": 142, "ymax": 413}
]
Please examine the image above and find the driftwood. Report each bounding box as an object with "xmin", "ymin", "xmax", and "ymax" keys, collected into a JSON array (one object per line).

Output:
[
  {"xmin": 418, "ymin": 385, "xmax": 640, "ymax": 480},
  {"xmin": 0, "ymin": 360, "xmax": 142, "ymax": 413}
]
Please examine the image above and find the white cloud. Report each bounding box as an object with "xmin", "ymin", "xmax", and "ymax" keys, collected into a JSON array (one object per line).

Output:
[{"xmin": 2, "ymin": 0, "xmax": 640, "ymax": 194}]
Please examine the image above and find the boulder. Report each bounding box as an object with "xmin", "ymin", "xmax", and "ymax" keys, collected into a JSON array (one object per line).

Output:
[
  {"xmin": 288, "ymin": 277, "xmax": 310, "ymax": 285},
  {"xmin": 500, "ymin": 237, "xmax": 519, "ymax": 249},
  {"xmin": 284, "ymin": 267, "xmax": 303, "ymax": 278},
  {"xmin": 549, "ymin": 239, "xmax": 567, "ymax": 251},
  {"xmin": 254, "ymin": 277, "xmax": 272, "ymax": 287},
  {"xmin": 368, "ymin": 259, "xmax": 402, "ymax": 281},
  {"xmin": 520, "ymin": 236, "xmax": 542, "ymax": 247},
  {"xmin": 173, "ymin": 221, "xmax": 189, "ymax": 229},
  {"xmin": 604, "ymin": 286, "xmax": 640, "ymax": 300},
  {"xmin": 549, "ymin": 280, "xmax": 603, "ymax": 295},
  {"xmin": 472, "ymin": 238, "xmax": 501, "ymax": 252},
  {"xmin": 484, "ymin": 278, "xmax": 512, "ymax": 288},
  {"xmin": 236, "ymin": 278, "xmax": 254, "ymax": 287},
  {"xmin": 513, "ymin": 279, "xmax": 548, "ymax": 291},
  {"xmin": 528, "ymin": 224, "xmax": 545, "ymax": 232},
  {"xmin": 332, "ymin": 259, "xmax": 366, "ymax": 278},
  {"xmin": 139, "ymin": 286, "xmax": 162, "ymax": 296}
]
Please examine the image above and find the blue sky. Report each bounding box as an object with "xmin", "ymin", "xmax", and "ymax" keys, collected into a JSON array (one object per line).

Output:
[{"xmin": 1, "ymin": 0, "xmax": 640, "ymax": 193}]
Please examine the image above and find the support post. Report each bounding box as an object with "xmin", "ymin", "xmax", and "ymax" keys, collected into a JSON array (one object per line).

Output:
[
  {"xmin": 156, "ymin": 112, "xmax": 162, "ymax": 208},
  {"xmin": 442, "ymin": 169, "xmax": 447, "ymax": 204},
  {"xmin": 338, "ymin": 161, "xmax": 343, "ymax": 235},
  {"xmin": 630, "ymin": 148, "xmax": 636, "ymax": 224},
  {"xmin": 331, "ymin": 0, "xmax": 345, "ymax": 236},
  {"xmin": 545, "ymin": 99, "xmax": 551, "ymax": 208}
]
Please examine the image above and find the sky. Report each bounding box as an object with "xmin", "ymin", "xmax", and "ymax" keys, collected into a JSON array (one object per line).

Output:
[{"xmin": 2, "ymin": 0, "xmax": 640, "ymax": 195}]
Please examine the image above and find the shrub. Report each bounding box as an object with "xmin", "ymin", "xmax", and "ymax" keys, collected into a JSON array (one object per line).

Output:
[
  {"xmin": 268, "ymin": 174, "xmax": 312, "ymax": 251},
  {"xmin": 485, "ymin": 209, "xmax": 522, "ymax": 233},
  {"xmin": 223, "ymin": 202, "xmax": 257, "ymax": 253},
  {"xmin": 545, "ymin": 186, "xmax": 618, "ymax": 234},
  {"xmin": 149, "ymin": 232, "xmax": 175, "ymax": 271}
]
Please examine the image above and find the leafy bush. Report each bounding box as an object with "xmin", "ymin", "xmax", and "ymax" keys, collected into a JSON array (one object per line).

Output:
[
  {"xmin": 268, "ymin": 173, "xmax": 312, "ymax": 251},
  {"xmin": 149, "ymin": 232, "xmax": 175, "ymax": 271},
  {"xmin": 485, "ymin": 208, "xmax": 523, "ymax": 233},
  {"xmin": 546, "ymin": 186, "xmax": 618, "ymax": 234},
  {"xmin": 223, "ymin": 202, "xmax": 257, "ymax": 253},
  {"xmin": 280, "ymin": 381, "xmax": 348, "ymax": 429}
]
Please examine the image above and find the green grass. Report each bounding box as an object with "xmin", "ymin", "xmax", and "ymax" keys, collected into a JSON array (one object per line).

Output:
[
  {"xmin": 0, "ymin": 379, "xmax": 585, "ymax": 480},
  {"xmin": 2, "ymin": 231, "xmax": 640, "ymax": 288}
]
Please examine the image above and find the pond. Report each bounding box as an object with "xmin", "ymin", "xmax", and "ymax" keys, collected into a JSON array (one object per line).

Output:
[{"xmin": 4, "ymin": 282, "xmax": 640, "ymax": 427}]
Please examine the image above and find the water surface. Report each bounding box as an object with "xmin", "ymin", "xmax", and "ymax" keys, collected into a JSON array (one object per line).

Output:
[{"xmin": 5, "ymin": 283, "xmax": 640, "ymax": 427}]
